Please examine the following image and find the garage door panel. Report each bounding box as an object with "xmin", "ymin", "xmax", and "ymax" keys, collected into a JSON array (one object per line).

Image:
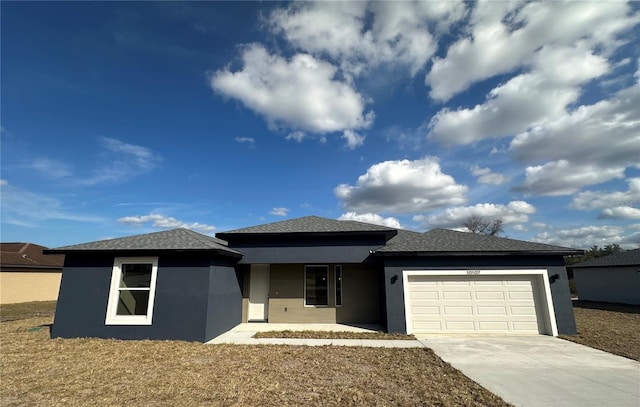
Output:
[
  {"xmin": 414, "ymin": 321, "xmax": 442, "ymax": 330},
  {"xmin": 445, "ymin": 321, "xmax": 475, "ymax": 331},
  {"xmin": 476, "ymin": 306, "xmax": 507, "ymax": 315},
  {"xmin": 510, "ymin": 306, "xmax": 536, "ymax": 315},
  {"xmin": 513, "ymin": 321, "xmax": 539, "ymax": 331},
  {"xmin": 406, "ymin": 274, "xmax": 545, "ymax": 335},
  {"xmin": 475, "ymin": 291, "xmax": 505, "ymax": 300},
  {"xmin": 410, "ymin": 291, "xmax": 439, "ymax": 300},
  {"xmin": 442, "ymin": 291, "xmax": 472, "ymax": 300},
  {"xmin": 478, "ymin": 321, "xmax": 510, "ymax": 331},
  {"xmin": 444, "ymin": 306, "xmax": 473, "ymax": 315},
  {"xmin": 509, "ymin": 291, "xmax": 534, "ymax": 300},
  {"xmin": 411, "ymin": 306, "xmax": 440, "ymax": 315}
]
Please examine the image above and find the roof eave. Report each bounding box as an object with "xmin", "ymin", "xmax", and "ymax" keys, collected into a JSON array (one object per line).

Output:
[
  {"xmin": 372, "ymin": 250, "xmax": 583, "ymax": 257},
  {"xmin": 217, "ymin": 230, "xmax": 397, "ymax": 240},
  {"xmin": 44, "ymin": 248, "xmax": 243, "ymax": 259},
  {"xmin": 0, "ymin": 264, "xmax": 63, "ymax": 270}
]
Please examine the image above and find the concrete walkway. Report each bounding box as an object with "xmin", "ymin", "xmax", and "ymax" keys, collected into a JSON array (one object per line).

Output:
[
  {"xmin": 421, "ymin": 335, "xmax": 640, "ymax": 407},
  {"xmin": 206, "ymin": 323, "xmax": 423, "ymax": 347}
]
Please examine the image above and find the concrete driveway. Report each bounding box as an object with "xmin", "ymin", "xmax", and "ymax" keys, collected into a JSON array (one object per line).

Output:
[{"xmin": 421, "ymin": 335, "xmax": 640, "ymax": 407}]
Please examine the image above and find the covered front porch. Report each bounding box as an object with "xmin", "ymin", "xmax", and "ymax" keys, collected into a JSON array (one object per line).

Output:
[{"xmin": 239, "ymin": 263, "xmax": 384, "ymax": 326}]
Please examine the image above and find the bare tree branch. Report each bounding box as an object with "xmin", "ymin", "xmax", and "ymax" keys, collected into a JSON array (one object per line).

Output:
[{"xmin": 463, "ymin": 216, "xmax": 504, "ymax": 236}]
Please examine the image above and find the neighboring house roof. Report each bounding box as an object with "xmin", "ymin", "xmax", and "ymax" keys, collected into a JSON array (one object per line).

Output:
[
  {"xmin": 46, "ymin": 228, "xmax": 242, "ymax": 257},
  {"xmin": 374, "ymin": 228, "xmax": 582, "ymax": 256},
  {"xmin": 0, "ymin": 243, "xmax": 64, "ymax": 269},
  {"xmin": 217, "ymin": 215, "xmax": 397, "ymax": 238},
  {"xmin": 570, "ymin": 248, "xmax": 640, "ymax": 268}
]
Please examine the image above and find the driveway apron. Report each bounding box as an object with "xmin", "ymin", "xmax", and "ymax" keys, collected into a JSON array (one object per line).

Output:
[{"xmin": 421, "ymin": 335, "xmax": 640, "ymax": 407}]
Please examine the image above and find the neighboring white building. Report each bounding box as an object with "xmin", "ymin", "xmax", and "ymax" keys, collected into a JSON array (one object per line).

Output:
[{"xmin": 571, "ymin": 249, "xmax": 640, "ymax": 305}]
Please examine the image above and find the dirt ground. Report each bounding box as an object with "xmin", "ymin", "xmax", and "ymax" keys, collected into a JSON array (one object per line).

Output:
[
  {"xmin": 561, "ymin": 300, "xmax": 640, "ymax": 361},
  {"xmin": 0, "ymin": 316, "xmax": 509, "ymax": 407}
]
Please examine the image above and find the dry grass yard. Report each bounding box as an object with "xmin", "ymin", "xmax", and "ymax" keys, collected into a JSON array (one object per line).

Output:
[
  {"xmin": 0, "ymin": 304, "xmax": 509, "ymax": 407},
  {"xmin": 561, "ymin": 300, "xmax": 640, "ymax": 361}
]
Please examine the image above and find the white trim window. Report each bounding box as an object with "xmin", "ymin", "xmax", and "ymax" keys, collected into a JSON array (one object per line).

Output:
[
  {"xmin": 335, "ymin": 265, "xmax": 343, "ymax": 307},
  {"xmin": 304, "ymin": 265, "xmax": 328, "ymax": 306},
  {"xmin": 105, "ymin": 257, "xmax": 158, "ymax": 325}
]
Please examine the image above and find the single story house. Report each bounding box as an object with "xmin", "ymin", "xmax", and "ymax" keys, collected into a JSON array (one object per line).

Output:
[
  {"xmin": 1, "ymin": 243, "xmax": 64, "ymax": 304},
  {"xmin": 570, "ymin": 248, "xmax": 640, "ymax": 305},
  {"xmin": 48, "ymin": 216, "xmax": 581, "ymax": 342}
]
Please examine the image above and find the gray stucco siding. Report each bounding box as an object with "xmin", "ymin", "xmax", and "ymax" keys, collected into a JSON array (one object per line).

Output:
[
  {"xmin": 52, "ymin": 252, "xmax": 241, "ymax": 342},
  {"xmin": 574, "ymin": 266, "xmax": 640, "ymax": 305},
  {"xmin": 382, "ymin": 255, "xmax": 576, "ymax": 335},
  {"xmin": 232, "ymin": 245, "xmax": 381, "ymax": 264}
]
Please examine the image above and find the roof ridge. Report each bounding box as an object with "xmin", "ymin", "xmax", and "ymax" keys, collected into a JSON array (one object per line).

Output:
[{"xmin": 178, "ymin": 228, "xmax": 224, "ymax": 247}]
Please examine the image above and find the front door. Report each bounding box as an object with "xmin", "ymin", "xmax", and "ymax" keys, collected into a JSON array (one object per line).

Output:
[{"xmin": 248, "ymin": 264, "xmax": 270, "ymax": 321}]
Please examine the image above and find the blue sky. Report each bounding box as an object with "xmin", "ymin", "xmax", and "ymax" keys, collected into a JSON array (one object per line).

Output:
[{"xmin": 1, "ymin": 1, "xmax": 639, "ymax": 249}]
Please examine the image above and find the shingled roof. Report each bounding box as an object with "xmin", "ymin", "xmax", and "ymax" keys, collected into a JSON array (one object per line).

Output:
[
  {"xmin": 217, "ymin": 215, "xmax": 397, "ymax": 238},
  {"xmin": 0, "ymin": 243, "xmax": 64, "ymax": 269},
  {"xmin": 374, "ymin": 228, "xmax": 581, "ymax": 255},
  {"xmin": 47, "ymin": 228, "xmax": 241, "ymax": 257},
  {"xmin": 570, "ymin": 248, "xmax": 640, "ymax": 268}
]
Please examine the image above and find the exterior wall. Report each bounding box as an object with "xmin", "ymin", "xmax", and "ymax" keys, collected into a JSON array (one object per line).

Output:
[
  {"xmin": 382, "ymin": 255, "xmax": 576, "ymax": 335},
  {"xmin": 574, "ymin": 266, "xmax": 640, "ymax": 305},
  {"xmin": 235, "ymin": 245, "xmax": 382, "ymax": 264},
  {"xmin": 239, "ymin": 265, "xmax": 250, "ymax": 323},
  {"xmin": 337, "ymin": 264, "xmax": 380, "ymax": 324},
  {"xmin": 52, "ymin": 252, "xmax": 242, "ymax": 342},
  {"xmin": 265, "ymin": 263, "xmax": 381, "ymax": 324},
  {"xmin": 228, "ymin": 235, "xmax": 387, "ymax": 265},
  {"xmin": 0, "ymin": 270, "xmax": 62, "ymax": 304}
]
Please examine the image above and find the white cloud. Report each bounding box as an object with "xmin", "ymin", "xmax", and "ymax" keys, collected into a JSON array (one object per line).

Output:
[
  {"xmin": 29, "ymin": 158, "xmax": 73, "ymax": 178},
  {"xmin": 601, "ymin": 207, "xmax": 640, "ymax": 219},
  {"xmin": 510, "ymin": 84, "xmax": 640, "ymax": 195},
  {"xmin": 338, "ymin": 212, "xmax": 402, "ymax": 228},
  {"xmin": 533, "ymin": 225, "xmax": 639, "ymax": 249},
  {"xmin": 235, "ymin": 137, "xmax": 255, "ymax": 147},
  {"xmin": 286, "ymin": 131, "xmax": 306, "ymax": 143},
  {"xmin": 78, "ymin": 137, "xmax": 162, "ymax": 186},
  {"xmin": 342, "ymin": 130, "xmax": 365, "ymax": 150},
  {"xmin": 428, "ymin": 44, "xmax": 609, "ymax": 145},
  {"xmin": 117, "ymin": 213, "xmax": 215, "ymax": 233},
  {"xmin": 0, "ymin": 183, "xmax": 103, "ymax": 227},
  {"xmin": 210, "ymin": 44, "xmax": 374, "ymax": 136},
  {"xmin": 571, "ymin": 178, "xmax": 640, "ymax": 219},
  {"xmin": 335, "ymin": 157, "xmax": 467, "ymax": 214},
  {"xmin": 514, "ymin": 161, "xmax": 626, "ymax": 196},
  {"xmin": 532, "ymin": 222, "xmax": 548, "ymax": 230},
  {"xmin": 416, "ymin": 200, "xmax": 536, "ymax": 229},
  {"xmin": 0, "ymin": 179, "xmax": 7, "ymax": 186},
  {"xmin": 268, "ymin": 1, "xmax": 465, "ymax": 78},
  {"xmin": 510, "ymin": 85, "xmax": 640, "ymax": 166},
  {"xmin": 470, "ymin": 165, "xmax": 507, "ymax": 185},
  {"xmin": 426, "ymin": 1, "xmax": 637, "ymax": 101},
  {"xmin": 269, "ymin": 207, "xmax": 290, "ymax": 217}
]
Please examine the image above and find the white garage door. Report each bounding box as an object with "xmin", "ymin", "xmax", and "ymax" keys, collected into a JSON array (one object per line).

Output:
[{"xmin": 406, "ymin": 274, "xmax": 546, "ymax": 335}]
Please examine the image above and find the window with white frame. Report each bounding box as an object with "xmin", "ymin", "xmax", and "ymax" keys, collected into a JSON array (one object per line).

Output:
[
  {"xmin": 335, "ymin": 265, "xmax": 342, "ymax": 307},
  {"xmin": 105, "ymin": 257, "xmax": 158, "ymax": 325},
  {"xmin": 305, "ymin": 265, "xmax": 328, "ymax": 306}
]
